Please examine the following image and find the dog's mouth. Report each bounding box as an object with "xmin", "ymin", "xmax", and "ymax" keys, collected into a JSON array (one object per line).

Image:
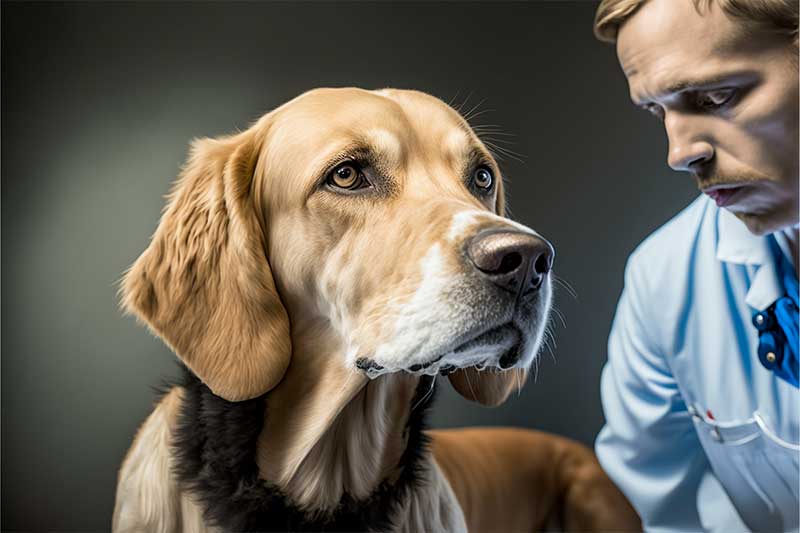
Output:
[{"xmin": 356, "ymin": 323, "xmax": 524, "ymax": 379}]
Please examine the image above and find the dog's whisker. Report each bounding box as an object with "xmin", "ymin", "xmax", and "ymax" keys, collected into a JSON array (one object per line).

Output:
[
  {"xmin": 455, "ymin": 90, "xmax": 475, "ymax": 114},
  {"xmin": 482, "ymin": 139, "xmax": 524, "ymax": 154},
  {"xmin": 479, "ymin": 136, "xmax": 518, "ymax": 146},
  {"xmin": 476, "ymin": 137, "xmax": 518, "ymax": 147},
  {"xmin": 462, "ymin": 98, "xmax": 488, "ymax": 123},
  {"xmin": 473, "ymin": 129, "xmax": 511, "ymax": 139},
  {"xmin": 546, "ymin": 324, "xmax": 558, "ymax": 349},
  {"xmin": 470, "ymin": 123, "xmax": 507, "ymax": 130},
  {"xmin": 482, "ymin": 141, "xmax": 527, "ymax": 163},
  {"xmin": 471, "ymin": 129, "xmax": 516, "ymax": 137},
  {"xmin": 486, "ymin": 148, "xmax": 508, "ymax": 162},
  {"xmin": 553, "ymin": 275, "xmax": 578, "ymax": 300},
  {"xmin": 464, "ymin": 106, "xmax": 495, "ymax": 124},
  {"xmin": 482, "ymin": 143, "xmax": 525, "ymax": 164},
  {"xmin": 543, "ymin": 331, "xmax": 558, "ymax": 364},
  {"xmin": 552, "ymin": 307, "xmax": 567, "ymax": 329},
  {"xmin": 447, "ymin": 89, "xmax": 462, "ymax": 109},
  {"xmin": 411, "ymin": 374, "xmax": 437, "ymax": 414}
]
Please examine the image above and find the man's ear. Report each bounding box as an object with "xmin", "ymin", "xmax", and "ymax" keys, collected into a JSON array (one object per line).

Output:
[
  {"xmin": 120, "ymin": 123, "xmax": 291, "ymax": 401},
  {"xmin": 448, "ymin": 367, "xmax": 527, "ymax": 407}
]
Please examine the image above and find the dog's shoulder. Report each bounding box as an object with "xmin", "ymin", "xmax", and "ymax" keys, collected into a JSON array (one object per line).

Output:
[{"xmin": 113, "ymin": 386, "xmax": 210, "ymax": 533}]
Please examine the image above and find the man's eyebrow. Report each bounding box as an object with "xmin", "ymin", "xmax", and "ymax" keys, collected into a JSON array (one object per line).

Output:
[
  {"xmin": 633, "ymin": 70, "xmax": 759, "ymax": 106},
  {"xmin": 663, "ymin": 74, "xmax": 735, "ymax": 94}
]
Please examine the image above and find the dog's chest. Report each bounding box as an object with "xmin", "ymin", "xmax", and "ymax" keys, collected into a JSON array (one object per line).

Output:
[{"xmin": 171, "ymin": 368, "xmax": 457, "ymax": 532}]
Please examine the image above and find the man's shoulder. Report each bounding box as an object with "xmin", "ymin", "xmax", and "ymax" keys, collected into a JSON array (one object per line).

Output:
[
  {"xmin": 622, "ymin": 195, "xmax": 719, "ymax": 302},
  {"xmin": 617, "ymin": 195, "xmax": 719, "ymax": 355},
  {"xmin": 628, "ymin": 194, "xmax": 717, "ymax": 272}
]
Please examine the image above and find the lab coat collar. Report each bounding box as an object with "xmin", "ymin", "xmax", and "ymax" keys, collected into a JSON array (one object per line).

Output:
[{"xmin": 715, "ymin": 206, "xmax": 782, "ymax": 310}]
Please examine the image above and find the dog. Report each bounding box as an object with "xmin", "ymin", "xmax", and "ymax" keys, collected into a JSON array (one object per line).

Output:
[{"xmin": 113, "ymin": 87, "xmax": 641, "ymax": 532}]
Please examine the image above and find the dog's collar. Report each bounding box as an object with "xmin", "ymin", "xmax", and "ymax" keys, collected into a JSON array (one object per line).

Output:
[{"xmin": 170, "ymin": 365, "xmax": 436, "ymax": 531}]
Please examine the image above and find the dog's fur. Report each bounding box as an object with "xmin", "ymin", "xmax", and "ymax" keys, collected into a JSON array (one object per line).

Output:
[{"xmin": 113, "ymin": 88, "xmax": 640, "ymax": 532}]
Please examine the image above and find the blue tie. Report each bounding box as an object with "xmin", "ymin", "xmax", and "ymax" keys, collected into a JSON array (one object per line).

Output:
[{"xmin": 752, "ymin": 235, "xmax": 799, "ymax": 388}]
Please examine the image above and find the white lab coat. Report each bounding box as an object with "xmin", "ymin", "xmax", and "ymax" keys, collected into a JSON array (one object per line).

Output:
[{"xmin": 596, "ymin": 195, "xmax": 799, "ymax": 532}]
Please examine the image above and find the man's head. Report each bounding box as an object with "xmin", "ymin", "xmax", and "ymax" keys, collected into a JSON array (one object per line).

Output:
[{"xmin": 595, "ymin": 0, "xmax": 799, "ymax": 235}]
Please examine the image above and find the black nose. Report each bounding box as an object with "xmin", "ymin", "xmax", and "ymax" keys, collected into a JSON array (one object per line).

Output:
[{"xmin": 467, "ymin": 230, "xmax": 554, "ymax": 294}]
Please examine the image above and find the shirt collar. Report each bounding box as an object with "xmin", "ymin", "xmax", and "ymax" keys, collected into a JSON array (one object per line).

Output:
[
  {"xmin": 716, "ymin": 207, "xmax": 770, "ymax": 266},
  {"xmin": 715, "ymin": 206, "xmax": 782, "ymax": 310}
]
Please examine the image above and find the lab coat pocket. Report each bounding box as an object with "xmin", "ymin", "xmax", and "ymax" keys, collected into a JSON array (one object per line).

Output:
[
  {"xmin": 690, "ymin": 405, "xmax": 799, "ymax": 533},
  {"xmin": 753, "ymin": 412, "xmax": 800, "ymax": 502}
]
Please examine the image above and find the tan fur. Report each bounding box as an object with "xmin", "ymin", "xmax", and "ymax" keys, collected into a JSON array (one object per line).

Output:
[
  {"xmin": 115, "ymin": 88, "xmax": 640, "ymax": 532},
  {"xmin": 120, "ymin": 121, "xmax": 291, "ymax": 402},
  {"xmin": 113, "ymin": 388, "xmax": 184, "ymax": 532},
  {"xmin": 431, "ymin": 428, "xmax": 641, "ymax": 532}
]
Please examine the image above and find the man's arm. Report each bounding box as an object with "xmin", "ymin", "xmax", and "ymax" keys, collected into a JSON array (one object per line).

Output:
[{"xmin": 595, "ymin": 253, "xmax": 708, "ymax": 532}]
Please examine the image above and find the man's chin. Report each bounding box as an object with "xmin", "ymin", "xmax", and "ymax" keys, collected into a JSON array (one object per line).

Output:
[{"xmin": 732, "ymin": 209, "xmax": 799, "ymax": 236}]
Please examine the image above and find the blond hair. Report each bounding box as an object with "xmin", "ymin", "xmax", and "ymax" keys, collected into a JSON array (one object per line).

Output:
[{"xmin": 594, "ymin": 0, "xmax": 799, "ymax": 43}]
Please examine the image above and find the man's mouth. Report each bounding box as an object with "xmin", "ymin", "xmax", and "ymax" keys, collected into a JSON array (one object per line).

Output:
[{"xmin": 703, "ymin": 184, "xmax": 747, "ymax": 208}]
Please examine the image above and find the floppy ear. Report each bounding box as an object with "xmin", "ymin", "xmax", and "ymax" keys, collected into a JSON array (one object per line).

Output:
[
  {"xmin": 121, "ymin": 124, "xmax": 291, "ymax": 401},
  {"xmin": 448, "ymin": 174, "xmax": 529, "ymax": 406}
]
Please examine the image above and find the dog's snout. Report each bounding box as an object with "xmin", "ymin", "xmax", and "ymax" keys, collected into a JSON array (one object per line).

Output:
[{"xmin": 467, "ymin": 231, "xmax": 554, "ymax": 293}]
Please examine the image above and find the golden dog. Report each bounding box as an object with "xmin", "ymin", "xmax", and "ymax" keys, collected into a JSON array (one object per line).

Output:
[{"xmin": 113, "ymin": 88, "xmax": 640, "ymax": 532}]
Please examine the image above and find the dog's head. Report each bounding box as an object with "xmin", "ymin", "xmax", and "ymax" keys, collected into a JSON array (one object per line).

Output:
[{"xmin": 122, "ymin": 87, "xmax": 553, "ymax": 407}]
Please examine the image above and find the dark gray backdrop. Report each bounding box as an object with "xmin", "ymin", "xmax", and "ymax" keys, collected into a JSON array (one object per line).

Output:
[{"xmin": 2, "ymin": 2, "xmax": 697, "ymax": 530}]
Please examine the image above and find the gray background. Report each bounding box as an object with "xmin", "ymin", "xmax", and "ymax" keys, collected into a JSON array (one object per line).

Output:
[{"xmin": 2, "ymin": 2, "xmax": 697, "ymax": 530}]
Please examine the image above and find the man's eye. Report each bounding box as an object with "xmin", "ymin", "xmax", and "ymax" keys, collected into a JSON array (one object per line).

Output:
[{"xmin": 694, "ymin": 89, "xmax": 736, "ymax": 110}]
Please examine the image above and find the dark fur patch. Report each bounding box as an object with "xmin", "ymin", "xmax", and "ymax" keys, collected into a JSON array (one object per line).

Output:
[{"xmin": 171, "ymin": 365, "xmax": 437, "ymax": 531}]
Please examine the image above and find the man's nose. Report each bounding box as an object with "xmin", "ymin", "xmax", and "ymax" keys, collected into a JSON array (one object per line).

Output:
[
  {"xmin": 467, "ymin": 230, "xmax": 554, "ymax": 294},
  {"xmin": 665, "ymin": 114, "xmax": 714, "ymax": 172}
]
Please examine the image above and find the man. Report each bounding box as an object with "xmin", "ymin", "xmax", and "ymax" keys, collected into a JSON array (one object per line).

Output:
[{"xmin": 592, "ymin": 0, "xmax": 799, "ymax": 531}]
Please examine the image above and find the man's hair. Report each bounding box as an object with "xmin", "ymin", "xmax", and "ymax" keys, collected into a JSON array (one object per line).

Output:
[{"xmin": 594, "ymin": 0, "xmax": 799, "ymax": 44}]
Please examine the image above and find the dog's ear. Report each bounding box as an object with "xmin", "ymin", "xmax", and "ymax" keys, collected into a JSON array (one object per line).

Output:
[
  {"xmin": 448, "ymin": 367, "xmax": 527, "ymax": 407},
  {"xmin": 121, "ymin": 124, "xmax": 291, "ymax": 401}
]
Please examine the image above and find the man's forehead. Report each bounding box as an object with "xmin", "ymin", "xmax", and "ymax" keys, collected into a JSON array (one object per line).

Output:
[
  {"xmin": 617, "ymin": 0, "xmax": 764, "ymax": 102},
  {"xmin": 619, "ymin": 0, "xmax": 715, "ymax": 73}
]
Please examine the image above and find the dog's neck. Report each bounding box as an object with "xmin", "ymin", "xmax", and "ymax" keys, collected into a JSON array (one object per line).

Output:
[
  {"xmin": 172, "ymin": 362, "xmax": 440, "ymax": 531},
  {"xmin": 258, "ymin": 372, "xmax": 426, "ymax": 510},
  {"xmin": 255, "ymin": 317, "xmax": 429, "ymax": 510}
]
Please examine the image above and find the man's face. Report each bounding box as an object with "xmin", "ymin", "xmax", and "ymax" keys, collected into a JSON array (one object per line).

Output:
[{"xmin": 617, "ymin": 0, "xmax": 799, "ymax": 235}]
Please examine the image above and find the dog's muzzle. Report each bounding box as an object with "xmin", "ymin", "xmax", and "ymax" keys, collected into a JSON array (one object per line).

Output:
[{"xmin": 355, "ymin": 227, "xmax": 554, "ymax": 379}]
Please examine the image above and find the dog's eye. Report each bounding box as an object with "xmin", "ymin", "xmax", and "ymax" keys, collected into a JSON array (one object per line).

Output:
[
  {"xmin": 328, "ymin": 162, "xmax": 369, "ymax": 191},
  {"xmin": 473, "ymin": 166, "xmax": 494, "ymax": 191}
]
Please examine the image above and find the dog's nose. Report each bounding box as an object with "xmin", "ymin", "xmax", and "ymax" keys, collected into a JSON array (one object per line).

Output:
[{"xmin": 467, "ymin": 230, "xmax": 554, "ymax": 294}]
